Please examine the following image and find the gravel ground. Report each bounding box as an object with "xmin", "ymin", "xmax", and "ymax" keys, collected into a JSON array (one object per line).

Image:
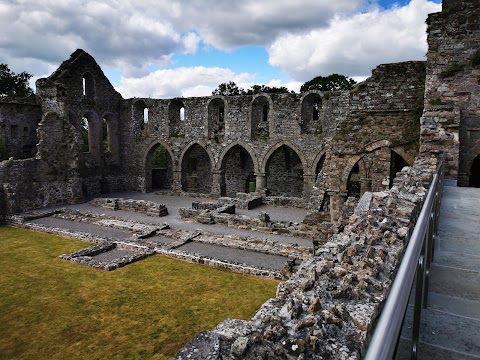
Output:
[
  {"xmin": 176, "ymin": 241, "xmax": 288, "ymax": 271},
  {"xmin": 25, "ymin": 193, "xmax": 313, "ymax": 270},
  {"xmin": 30, "ymin": 217, "xmax": 132, "ymax": 240}
]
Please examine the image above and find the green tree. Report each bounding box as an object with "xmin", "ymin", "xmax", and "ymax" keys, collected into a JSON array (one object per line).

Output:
[
  {"xmin": 212, "ymin": 81, "xmax": 245, "ymax": 96},
  {"xmin": 300, "ymin": 74, "xmax": 356, "ymax": 92},
  {"xmin": 0, "ymin": 64, "xmax": 34, "ymax": 98},
  {"xmin": 152, "ymin": 145, "xmax": 167, "ymax": 169},
  {"xmin": 245, "ymin": 84, "xmax": 291, "ymax": 95}
]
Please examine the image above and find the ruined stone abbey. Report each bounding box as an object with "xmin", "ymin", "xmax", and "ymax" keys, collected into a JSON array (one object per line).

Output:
[
  {"xmin": 0, "ymin": 48, "xmax": 426, "ymax": 222},
  {"xmin": 1, "ymin": 0, "xmax": 480, "ymax": 358}
]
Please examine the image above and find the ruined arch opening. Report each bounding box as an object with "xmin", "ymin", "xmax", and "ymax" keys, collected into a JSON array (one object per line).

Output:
[
  {"xmin": 208, "ymin": 98, "xmax": 225, "ymax": 141},
  {"xmin": 146, "ymin": 144, "xmax": 173, "ymax": 192},
  {"xmin": 81, "ymin": 116, "xmax": 90, "ymax": 153},
  {"xmin": 389, "ymin": 150, "xmax": 408, "ymax": 188},
  {"xmin": 181, "ymin": 144, "xmax": 212, "ymax": 193},
  {"xmin": 347, "ymin": 148, "xmax": 409, "ymax": 198},
  {"xmin": 221, "ymin": 145, "xmax": 255, "ymax": 197},
  {"xmin": 266, "ymin": 145, "xmax": 303, "ymax": 197},
  {"xmin": 251, "ymin": 96, "xmax": 270, "ymax": 140},
  {"xmin": 315, "ymin": 154, "xmax": 326, "ymax": 185},
  {"xmin": 347, "ymin": 163, "xmax": 361, "ymax": 197},
  {"xmin": 82, "ymin": 72, "xmax": 95, "ymax": 98},
  {"xmin": 301, "ymin": 93, "xmax": 322, "ymax": 134},
  {"xmin": 169, "ymin": 99, "xmax": 185, "ymax": 137},
  {"xmin": 469, "ymin": 154, "xmax": 480, "ymax": 187},
  {"xmin": 134, "ymin": 100, "xmax": 148, "ymax": 130},
  {"xmin": 102, "ymin": 118, "xmax": 109, "ymax": 152}
]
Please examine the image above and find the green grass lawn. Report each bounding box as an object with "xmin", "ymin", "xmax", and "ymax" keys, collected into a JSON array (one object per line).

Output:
[{"xmin": 0, "ymin": 226, "xmax": 278, "ymax": 360}]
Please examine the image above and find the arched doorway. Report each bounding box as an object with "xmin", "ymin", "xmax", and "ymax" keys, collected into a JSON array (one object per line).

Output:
[
  {"xmin": 389, "ymin": 150, "xmax": 408, "ymax": 188},
  {"xmin": 145, "ymin": 144, "xmax": 173, "ymax": 192},
  {"xmin": 469, "ymin": 154, "xmax": 480, "ymax": 187},
  {"xmin": 265, "ymin": 145, "xmax": 303, "ymax": 197},
  {"xmin": 221, "ymin": 145, "xmax": 255, "ymax": 197},
  {"xmin": 181, "ymin": 144, "xmax": 212, "ymax": 193}
]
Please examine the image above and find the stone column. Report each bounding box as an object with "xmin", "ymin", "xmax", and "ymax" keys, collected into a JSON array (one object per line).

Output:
[
  {"xmin": 329, "ymin": 192, "xmax": 348, "ymax": 223},
  {"xmin": 211, "ymin": 170, "xmax": 224, "ymax": 196},
  {"xmin": 303, "ymin": 174, "xmax": 315, "ymax": 196},
  {"xmin": 172, "ymin": 170, "xmax": 182, "ymax": 192},
  {"xmin": 255, "ymin": 172, "xmax": 267, "ymax": 192}
]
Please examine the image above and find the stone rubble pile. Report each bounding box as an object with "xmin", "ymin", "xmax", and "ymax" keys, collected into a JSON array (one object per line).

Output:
[
  {"xmin": 175, "ymin": 154, "xmax": 440, "ymax": 359},
  {"xmin": 90, "ymin": 197, "xmax": 168, "ymax": 217}
]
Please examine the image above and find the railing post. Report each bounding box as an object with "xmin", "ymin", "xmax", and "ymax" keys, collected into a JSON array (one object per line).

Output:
[{"xmin": 412, "ymin": 255, "xmax": 425, "ymax": 360}]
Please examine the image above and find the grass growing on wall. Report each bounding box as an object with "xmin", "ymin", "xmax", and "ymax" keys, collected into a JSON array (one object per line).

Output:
[{"xmin": 0, "ymin": 227, "xmax": 278, "ymax": 359}]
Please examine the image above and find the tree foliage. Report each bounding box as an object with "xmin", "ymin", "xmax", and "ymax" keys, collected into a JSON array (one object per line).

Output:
[
  {"xmin": 244, "ymin": 84, "xmax": 291, "ymax": 95},
  {"xmin": 212, "ymin": 81, "xmax": 244, "ymax": 96},
  {"xmin": 0, "ymin": 63, "xmax": 34, "ymax": 98},
  {"xmin": 300, "ymin": 74, "xmax": 356, "ymax": 92},
  {"xmin": 212, "ymin": 81, "xmax": 292, "ymax": 96}
]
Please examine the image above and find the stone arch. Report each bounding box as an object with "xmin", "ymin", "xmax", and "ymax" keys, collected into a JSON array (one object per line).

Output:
[
  {"xmin": 392, "ymin": 146, "xmax": 414, "ymax": 166},
  {"xmin": 342, "ymin": 141, "xmax": 410, "ymax": 197},
  {"xmin": 133, "ymin": 100, "xmax": 148, "ymax": 130},
  {"xmin": 469, "ymin": 154, "xmax": 480, "ymax": 187},
  {"xmin": 144, "ymin": 141, "xmax": 175, "ymax": 192},
  {"xmin": 300, "ymin": 92, "xmax": 322, "ymax": 134},
  {"xmin": 263, "ymin": 142, "xmax": 306, "ymax": 197},
  {"xmin": 261, "ymin": 141, "xmax": 308, "ymax": 173},
  {"xmin": 180, "ymin": 142, "xmax": 214, "ymax": 194},
  {"xmin": 169, "ymin": 98, "xmax": 185, "ymax": 137},
  {"xmin": 218, "ymin": 141, "xmax": 259, "ymax": 172},
  {"xmin": 250, "ymin": 94, "xmax": 273, "ymax": 140},
  {"xmin": 311, "ymin": 150, "xmax": 327, "ymax": 184},
  {"xmin": 208, "ymin": 97, "xmax": 226, "ymax": 141},
  {"xmin": 82, "ymin": 71, "xmax": 95, "ymax": 98},
  {"xmin": 101, "ymin": 112, "xmax": 119, "ymax": 159},
  {"xmin": 219, "ymin": 143, "xmax": 256, "ymax": 197},
  {"xmin": 81, "ymin": 110, "xmax": 101, "ymax": 162}
]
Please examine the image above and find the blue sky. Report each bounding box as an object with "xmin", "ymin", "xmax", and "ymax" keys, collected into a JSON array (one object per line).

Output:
[{"xmin": 0, "ymin": 0, "xmax": 442, "ymax": 98}]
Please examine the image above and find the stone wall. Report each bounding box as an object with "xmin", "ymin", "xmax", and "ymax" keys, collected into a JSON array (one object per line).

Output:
[
  {"xmin": 175, "ymin": 153, "xmax": 441, "ymax": 359},
  {"xmin": 0, "ymin": 97, "xmax": 41, "ymax": 160},
  {"xmin": 421, "ymin": 0, "xmax": 480, "ymax": 183}
]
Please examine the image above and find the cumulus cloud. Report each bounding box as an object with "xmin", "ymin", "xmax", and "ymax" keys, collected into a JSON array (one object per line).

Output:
[
  {"xmin": 116, "ymin": 66, "xmax": 255, "ymax": 99},
  {"xmin": 0, "ymin": 0, "xmax": 441, "ymax": 97},
  {"xmin": 268, "ymin": 0, "xmax": 441, "ymax": 80}
]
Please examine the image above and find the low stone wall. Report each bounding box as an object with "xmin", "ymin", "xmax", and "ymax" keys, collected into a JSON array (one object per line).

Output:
[
  {"xmin": 90, "ymin": 197, "xmax": 168, "ymax": 216},
  {"xmin": 156, "ymin": 248, "xmax": 282, "ymax": 279},
  {"xmin": 180, "ymin": 206, "xmax": 337, "ymax": 241},
  {"xmin": 174, "ymin": 153, "xmax": 440, "ymax": 359}
]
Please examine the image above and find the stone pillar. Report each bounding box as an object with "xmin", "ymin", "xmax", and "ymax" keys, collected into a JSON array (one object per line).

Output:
[
  {"xmin": 255, "ymin": 172, "xmax": 267, "ymax": 191},
  {"xmin": 329, "ymin": 192, "xmax": 348, "ymax": 223},
  {"xmin": 172, "ymin": 170, "xmax": 182, "ymax": 192},
  {"xmin": 303, "ymin": 174, "xmax": 315, "ymax": 196},
  {"xmin": 211, "ymin": 170, "xmax": 224, "ymax": 196}
]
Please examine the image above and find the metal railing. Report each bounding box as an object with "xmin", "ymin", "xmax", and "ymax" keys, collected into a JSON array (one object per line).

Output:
[{"xmin": 364, "ymin": 158, "xmax": 444, "ymax": 360}]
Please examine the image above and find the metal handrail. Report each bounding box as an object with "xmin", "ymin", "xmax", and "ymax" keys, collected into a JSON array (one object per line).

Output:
[{"xmin": 364, "ymin": 159, "xmax": 444, "ymax": 360}]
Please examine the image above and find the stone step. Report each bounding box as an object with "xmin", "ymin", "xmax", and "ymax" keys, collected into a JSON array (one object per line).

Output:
[
  {"xmin": 427, "ymin": 293, "xmax": 480, "ymax": 321},
  {"xmin": 419, "ymin": 308, "xmax": 480, "ymax": 358},
  {"xmin": 434, "ymin": 249, "xmax": 480, "ymax": 272},
  {"xmin": 429, "ymin": 264, "xmax": 480, "ymax": 302}
]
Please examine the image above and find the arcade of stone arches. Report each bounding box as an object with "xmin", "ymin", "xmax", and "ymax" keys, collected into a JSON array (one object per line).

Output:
[{"xmin": 144, "ymin": 141, "xmax": 411, "ymax": 199}]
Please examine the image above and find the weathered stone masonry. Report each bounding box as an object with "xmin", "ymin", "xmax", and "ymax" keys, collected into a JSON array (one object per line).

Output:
[
  {"xmin": 0, "ymin": 51, "xmax": 424, "ymax": 222},
  {"xmin": 0, "ymin": 0, "xmax": 477, "ymax": 358}
]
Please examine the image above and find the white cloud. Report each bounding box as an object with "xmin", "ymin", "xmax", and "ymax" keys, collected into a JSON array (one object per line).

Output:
[
  {"xmin": 268, "ymin": 0, "xmax": 441, "ymax": 80},
  {"xmin": 116, "ymin": 66, "xmax": 255, "ymax": 99},
  {"xmin": 182, "ymin": 32, "xmax": 201, "ymax": 55}
]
